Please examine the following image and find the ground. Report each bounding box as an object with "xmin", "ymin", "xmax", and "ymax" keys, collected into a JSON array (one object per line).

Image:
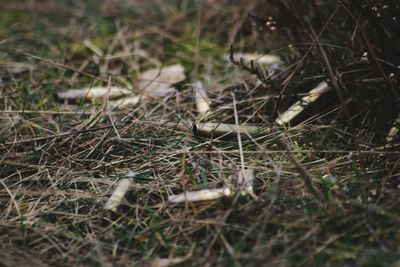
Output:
[{"xmin": 1, "ymin": 1, "xmax": 399, "ymax": 266}]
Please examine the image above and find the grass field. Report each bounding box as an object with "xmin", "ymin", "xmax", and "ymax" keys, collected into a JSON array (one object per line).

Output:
[{"xmin": 1, "ymin": 1, "xmax": 399, "ymax": 266}]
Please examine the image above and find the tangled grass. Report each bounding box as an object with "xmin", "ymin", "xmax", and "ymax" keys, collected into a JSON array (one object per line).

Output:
[{"xmin": 1, "ymin": 1, "xmax": 399, "ymax": 266}]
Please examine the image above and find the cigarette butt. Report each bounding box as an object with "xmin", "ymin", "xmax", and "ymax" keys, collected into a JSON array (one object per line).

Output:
[
  {"xmin": 109, "ymin": 95, "xmax": 140, "ymax": 109},
  {"xmin": 194, "ymin": 81, "xmax": 211, "ymax": 115},
  {"xmin": 57, "ymin": 86, "xmax": 132, "ymax": 101},
  {"xmin": 237, "ymin": 169, "xmax": 257, "ymax": 199},
  {"xmin": 104, "ymin": 178, "xmax": 134, "ymax": 212},
  {"xmin": 194, "ymin": 122, "xmax": 261, "ymax": 137},
  {"xmin": 224, "ymin": 53, "xmax": 282, "ymax": 66},
  {"xmin": 276, "ymin": 81, "xmax": 330, "ymax": 125},
  {"xmin": 168, "ymin": 187, "xmax": 232, "ymax": 203},
  {"xmin": 386, "ymin": 115, "xmax": 400, "ymax": 143}
]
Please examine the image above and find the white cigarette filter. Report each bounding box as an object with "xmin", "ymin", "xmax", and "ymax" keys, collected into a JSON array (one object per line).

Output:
[
  {"xmin": 275, "ymin": 81, "xmax": 330, "ymax": 125},
  {"xmin": 168, "ymin": 187, "xmax": 232, "ymax": 203},
  {"xmin": 104, "ymin": 178, "xmax": 134, "ymax": 212},
  {"xmin": 237, "ymin": 169, "xmax": 256, "ymax": 196},
  {"xmin": 194, "ymin": 81, "xmax": 211, "ymax": 115},
  {"xmin": 386, "ymin": 114, "xmax": 400, "ymax": 143},
  {"xmin": 109, "ymin": 95, "xmax": 140, "ymax": 109},
  {"xmin": 58, "ymin": 86, "xmax": 132, "ymax": 100},
  {"xmin": 224, "ymin": 53, "xmax": 282, "ymax": 66},
  {"xmin": 194, "ymin": 122, "xmax": 260, "ymax": 137},
  {"xmin": 141, "ymin": 64, "xmax": 185, "ymax": 97},
  {"xmin": 168, "ymin": 169, "xmax": 257, "ymax": 204}
]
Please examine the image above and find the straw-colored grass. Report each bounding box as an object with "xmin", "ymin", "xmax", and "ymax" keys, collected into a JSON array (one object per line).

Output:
[{"xmin": 1, "ymin": 1, "xmax": 399, "ymax": 266}]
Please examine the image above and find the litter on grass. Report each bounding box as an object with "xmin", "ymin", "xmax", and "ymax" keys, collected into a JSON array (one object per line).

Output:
[
  {"xmin": 224, "ymin": 53, "xmax": 282, "ymax": 67},
  {"xmin": 194, "ymin": 80, "xmax": 211, "ymax": 116},
  {"xmin": 139, "ymin": 64, "xmax": 185, "ymax": 97},
  {"xmin": 275, "ymin": 81, "xmax": 330, "ymax": 125},
  {"xmin": 168, "ymin": 169, "xmax": 256, "ymax": 203},
  {"xmin": 104, "ymin": 171, "xmax": 136, "ymax": 212},
  {"xmin": 386, "ymin": 114, "xmax": 400, "ymax": 143},
  {"xmin": 57, "ymin": 64, "xmax": 185, "ymax": 108},
  {"xmin": 168, "ymin": 188, "xmax": 232, "ymax": 203},
  {"xmin": 57, "ymin": 86, "xmax": 132, "ymax": 100},
  {"xmin": 148, "ymin": 253, "xmax": 192, "ymax": 267},
  {"xmin": 193, "ymin": 122, "xmax": 262, "ymax": 137},
  {"xmin": 104, "ymin": 178, "xmax": 133, "ymax": 212},
  {"xmin": 237, "ymin": 169, "xmax": 258, "ymax": 199},
  {"xmin": 109, "ymin": 95, "xmax": 141, "ymax": 109}
]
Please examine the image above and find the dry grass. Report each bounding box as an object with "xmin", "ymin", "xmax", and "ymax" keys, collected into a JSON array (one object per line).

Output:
[{"xmin": 1, "ymin": 1, "xmax": 400, "ymax": 266}]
